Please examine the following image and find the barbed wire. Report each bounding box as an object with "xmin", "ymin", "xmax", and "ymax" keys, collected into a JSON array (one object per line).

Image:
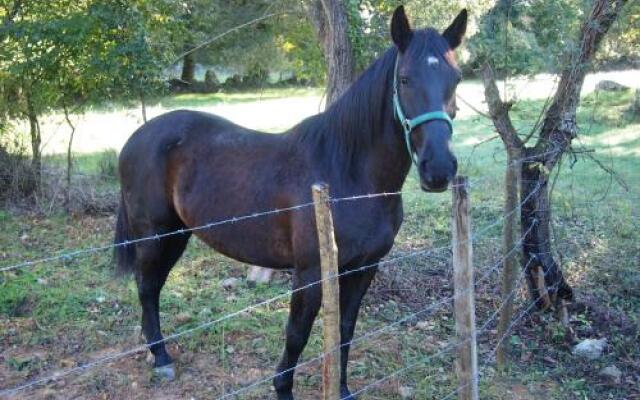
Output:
[
  {"xmin": 436, "ymin": 264, "xmax": 554, "ymax": 400},
  {"xmin": 214, "ymin": 222, "xmax": 537, "ymax": 399},
  {"xmin": 0, "ymin": 246, "xmax": 441, "ymax": 396},
  {"xmin": 350, "ymin": 256, "xmax": 538, "ymax": 400},
  {"xmin": 0, "ymin": 187, "xmax": 542, "ymax": 396},
  {"xmin": 0, "ymin": 155, "xmax": 556, "ymax": 396},
  {"xmin": 0, "ymin": 173, "xmax": 543, "ymax": 275},
  {"xmin": 0, "ymin": 190, "xmax": 406, "ymax": 273},
  {"xmin": 0, "ymin": 178, "xmax": 597, "ymax": 398}
]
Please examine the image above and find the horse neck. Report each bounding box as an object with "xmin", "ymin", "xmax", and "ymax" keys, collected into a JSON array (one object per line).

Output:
[
  {"xmin": 293, "ymin": 48, "xmax": 413, "ymax": 193},
  {"xmin": 363, "ymin": 108, "xmax": 412, "ymax": 193},
  {"xmin": 333, "ymin": 60, "xmax": 412, "ymax": 193}
]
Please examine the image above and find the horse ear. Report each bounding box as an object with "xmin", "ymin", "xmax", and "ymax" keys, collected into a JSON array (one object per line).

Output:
[
  {"xmin": 442, "ymin": 9, "xmax": 468, "ymax": 50},
  {"xmin": 391, "ymin": 6, "xmax": 412, "ymax": 52}
]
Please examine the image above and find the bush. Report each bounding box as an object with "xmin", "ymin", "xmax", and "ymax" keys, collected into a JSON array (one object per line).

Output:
[
  {"xmin": 0, "ymin": 144, "xmax": 36, "ymax": 203},
  {"xmin": 203, "ymin": 70, "xmax": 220, "ymax": 92},
  {"xmin": 97, "ymin": 149, "xmax": 118, "ymax": 181}
]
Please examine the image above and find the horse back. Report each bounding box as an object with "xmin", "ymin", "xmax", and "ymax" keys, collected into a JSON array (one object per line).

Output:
[{"xmin": 118, "ymin": 109, "xmax": 402, "ymax": 271}]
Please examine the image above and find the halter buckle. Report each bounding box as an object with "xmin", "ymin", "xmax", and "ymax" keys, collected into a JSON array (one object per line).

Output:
[{"xmin": 402, "ymin": 119, "xmax": 412, "ymax": 134}]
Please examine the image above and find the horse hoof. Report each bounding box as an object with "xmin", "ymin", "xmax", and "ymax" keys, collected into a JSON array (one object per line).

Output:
[
  {"xmin": 340, "ymin": 386, "xmax": 357, "ymax": 400},
  {"xmin": 152, "ymin": 363, "xmax": 176, "ymax": 381}
]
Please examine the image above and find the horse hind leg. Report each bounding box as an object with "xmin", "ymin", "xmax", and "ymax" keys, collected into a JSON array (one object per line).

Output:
[{"xmin": 134, "ymin": 232, "xmax": 190, "ymax": 380}]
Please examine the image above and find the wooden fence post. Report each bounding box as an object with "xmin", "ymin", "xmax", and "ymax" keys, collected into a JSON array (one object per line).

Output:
[
  {"xmin": 312, "ymin": 183, "xmax": 341, "ymax": 400},
  {"xmin": 451, "ymin": 176, "xmax": 479, "ymax": 400},
  {"xmin": 496, "ymin": 151, "xmax": 520, "ymax": 368}
]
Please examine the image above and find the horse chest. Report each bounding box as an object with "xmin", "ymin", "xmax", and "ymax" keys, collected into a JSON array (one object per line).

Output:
[{"xmin": 333, "ymin": 200, "xmax": 403, "ymax": 266}]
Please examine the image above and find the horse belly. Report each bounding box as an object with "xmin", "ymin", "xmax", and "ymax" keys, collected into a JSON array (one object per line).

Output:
[{"xmin": 191, "ymin": 216, "xmax": 294, "ymax": 269}]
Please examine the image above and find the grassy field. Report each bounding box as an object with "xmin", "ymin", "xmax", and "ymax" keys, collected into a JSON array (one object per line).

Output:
[{"xmin": 0, "ymin": 83, "xmax": 639, "ymax": 399}]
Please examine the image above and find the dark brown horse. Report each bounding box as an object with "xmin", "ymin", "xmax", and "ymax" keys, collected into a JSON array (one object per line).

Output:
[{"xmin": 115, "ymin": 7, "xmax": 467, "ymax": 399}]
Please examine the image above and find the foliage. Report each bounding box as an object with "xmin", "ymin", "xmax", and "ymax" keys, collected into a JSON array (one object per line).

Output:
[
  {"xmin": 276, "ymin": 11, "xmax": 326, "ymax": 84},
  {"xmin": 468, "ymin": 0, "xmax": 638, "ymax": 76},
  {"xmin": 0, "ymin": 0, "xmax": 178, "ymax": 167},
  {"xmin": 597, "ymin": 0, "xmax": 640, "ymax": 68},
  {"xmin": 175, "ymin": 0, "xmax": 297, "ymax": 82},
  {"xmin": 0, "ymin": 0, "xmax": 181, "ymax": 198},
  {"xmin": 0, "ymin": 88, "xmax": 637, "ymax": 398}
]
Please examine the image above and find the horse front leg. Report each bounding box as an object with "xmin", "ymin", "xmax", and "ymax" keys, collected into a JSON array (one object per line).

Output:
[
  {"xmin": 338, "ymin": 266, "xmax": 377, "ymax": 399},
  {"xmin": 273, "ymin": 268, "xmax": 321, "ymax": 400}
]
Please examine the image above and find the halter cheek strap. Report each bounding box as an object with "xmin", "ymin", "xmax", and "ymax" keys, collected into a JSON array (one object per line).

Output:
[{"xmin": 393, "ymin": 55, "xmax": 453, "ymax": 166}]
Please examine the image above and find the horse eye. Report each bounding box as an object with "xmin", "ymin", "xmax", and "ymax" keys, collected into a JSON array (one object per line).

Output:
[{"xmin": 400, "ymin": 77, "xmax": 409, "ymax": 85}]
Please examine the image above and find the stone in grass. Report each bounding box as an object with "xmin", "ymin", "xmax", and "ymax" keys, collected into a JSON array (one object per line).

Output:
[
  {"xmin": 151, "ymin": 363, "xmax": 176, "ymax": 382},
  {"xmin": 175, "ymin": 312, "xmax": 193, "ymax": 326},
  {"xmin": 247, "ymin": 266, "xmax": 273, "ymax": 285},
  {"xmin": 220, "ymin": 277, "xmax": 240, "ymax": 290},
  {"xmin": 398, "ymin": 386, "xmax": 415, "ymax": 399},
  {"xmin": 572, "ymin": 338, "xmax": 607, "ymax": 360},
  {"xmin": 595, "ymin": 80, "xmax": 629, "ymax": 92},
  {"xmin": 600, "ymin": 365, "xmax": 622, "ymax": 384}
]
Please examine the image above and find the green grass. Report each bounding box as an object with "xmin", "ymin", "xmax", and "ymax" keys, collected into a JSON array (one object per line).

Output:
[
  {"xmin": 85, "ymin": 87, "xmax": 323, "ymax": 113},
  {"xmin": 156, "ymin": 87, "xmax": 323, "ymax": 109},
  {"xmin": 0, "ymin": 88, "xmax": 638, "ymax": 399}
]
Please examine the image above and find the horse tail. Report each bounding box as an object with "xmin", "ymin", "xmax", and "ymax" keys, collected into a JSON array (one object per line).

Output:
[{"xmin": 114, "ymin": 193, "xmax": 136, "ymax": 276}]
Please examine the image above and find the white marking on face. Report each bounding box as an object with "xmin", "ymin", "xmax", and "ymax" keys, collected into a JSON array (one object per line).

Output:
[{"xmin": 427, "ymin": 56, "xmax": 439, "ymax": 66}]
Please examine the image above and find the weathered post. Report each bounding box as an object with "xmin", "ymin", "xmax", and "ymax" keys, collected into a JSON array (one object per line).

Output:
[
  {"xmin": 451, "ymin": 176, "xmax": 479, "ymax": 400},
  {"xmin": 496, "ymin": 151, "xmax": 520, "ymax": 368},
  {"xmin": 312, "ymin": 183, "xmax": 341, "ymax": 400}
]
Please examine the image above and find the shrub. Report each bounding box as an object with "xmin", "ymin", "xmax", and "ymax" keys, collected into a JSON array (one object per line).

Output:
[{"xmin": 97, "ymin": 150, "xmax": 118, "ymax": 181}]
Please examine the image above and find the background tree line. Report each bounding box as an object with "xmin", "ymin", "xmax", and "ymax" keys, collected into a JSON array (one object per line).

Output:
[{"xmin": 0, "ymin": 0, "xmax": 637, "ymax": 187}]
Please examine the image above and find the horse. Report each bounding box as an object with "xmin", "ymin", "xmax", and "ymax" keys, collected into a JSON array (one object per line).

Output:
[{"xmin": 114, "ymin": 6, "xmax": 467, "ymax": 399}]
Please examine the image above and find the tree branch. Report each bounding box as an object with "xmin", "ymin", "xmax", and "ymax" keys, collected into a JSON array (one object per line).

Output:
[
  {"xmin": 481, "ymin": 64, "xmax": 523, "ymax": 153},
  {"xmin": 306, "ymin": 0, "xmax": 328, "ymax": 47},
  {"xmin": 535, "ymin": 0, "xmax": 628, "ymax": 169},
  {"xmin": 2, "ymin": 0, "xmax": 22, "ymax": 28}
]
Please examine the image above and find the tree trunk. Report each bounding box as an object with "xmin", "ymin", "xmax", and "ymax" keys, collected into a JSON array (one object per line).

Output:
[
  {"xmin": 524, "ymin": 0, "xmax": 626, "ymax": 303},
  {"xmin": 520, "ymin": 156, "xmax": 572, "ymax": 305},
  {"xmin": 308, "ymin": 0, "xmax": 356, "ymax": 106},
  {"xmin": 1, "ymin": 0, "xmax": 22, "ymax": 31},
  {"xmin": 534, "ymin": 0, "xmax": 627, "ymax": 172},
  {"xmin": 481, "ymin": 0, "xmax": 627, "ymax": 309},
  {"xmin": 140, "ymin": 91, "xmax": 147, "ymax": 123},
  {"xmin": 63, "ymin": 103, "xmax": 75, "ymax": 213},
  {"xmin": 25, "ymin": 92, "xmax": 41, "ymax": 188},
  {"xmin": 181, "ymin": 51, "xmax": 196, "ymax": 84},
  {"xmin": 495, "ymin": 149, "xmax": 521, "ymax": 368}
]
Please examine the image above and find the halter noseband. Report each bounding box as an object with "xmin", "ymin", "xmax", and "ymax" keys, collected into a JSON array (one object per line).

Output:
[{"xmin": 393, "ymin": 55, "xmax": 453, "ymax": 166}]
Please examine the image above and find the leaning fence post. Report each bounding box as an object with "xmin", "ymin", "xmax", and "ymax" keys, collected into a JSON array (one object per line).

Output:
[
  {"xmin": 451, "ymin": 176, "xmax": 479, "ymax": 400},
  {"xmin": 312, "ymin": 183, "xmax": 341, "ymax": 400}
]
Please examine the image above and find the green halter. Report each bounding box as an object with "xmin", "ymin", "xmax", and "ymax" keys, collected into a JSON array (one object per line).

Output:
[{"xmin": 393, "ymin": 55, "xmax": 453, "ymax": 166}]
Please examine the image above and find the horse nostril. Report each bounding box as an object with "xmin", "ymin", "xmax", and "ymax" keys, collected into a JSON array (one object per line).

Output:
[{"xmin": 424, "ymin": 175, "xmax": 435, "ymax": 187}]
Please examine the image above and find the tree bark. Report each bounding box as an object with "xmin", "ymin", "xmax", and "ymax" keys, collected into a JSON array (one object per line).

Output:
[
  {"xmin": 25, "ymin": 91, "xmax": 41, "ymax": 189},
  {"xmin": 63, "ymin": 102, "xmax": 75, "ymax": 213},
  {"xmin": 140, "ymin": 90, "xmax": 147, "ymax": 123},
  {"xmin": 495, "ymin": 149, "xmax": 521, "ymax": 368},
  {"xmin": 180, "ymin": 51, "xmax": 196, "ymax": 84},
  {"xmin": 308, "ymin": 0, "xmax": 356, "ymax": 106},
  {"xmin": 519, "ymin": 154, "xmax": 572, "ymax": 304}
]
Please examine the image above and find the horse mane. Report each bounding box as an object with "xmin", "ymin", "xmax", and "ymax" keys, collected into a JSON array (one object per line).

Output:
[{"xmin": 292, "ymin": 29, "xmax": 453, "ymax": 174}]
